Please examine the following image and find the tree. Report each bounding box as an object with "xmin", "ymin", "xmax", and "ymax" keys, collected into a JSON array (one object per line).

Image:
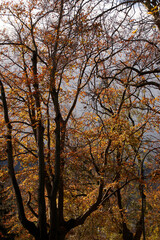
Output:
[
  {"xmin": 0, "ymin": 0, "xmax": 160, "ymax": 240},
  {"xmin": 0, "ymin": 0, "xmax": 109, "ymax": 239},
  {"xmin": 88, "ymin": 1, "xmax": 160, "ymax": 239}
]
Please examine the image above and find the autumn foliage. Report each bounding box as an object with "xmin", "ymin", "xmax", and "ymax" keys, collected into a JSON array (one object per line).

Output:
[{"xmin": 0, "ymin": 0, "xmax": 160, "ymax": 240}]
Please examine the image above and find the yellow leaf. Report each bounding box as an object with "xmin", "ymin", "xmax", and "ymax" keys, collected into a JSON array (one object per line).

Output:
[{"xmin": 132, "ymin": 29, "xmax": 137, "ymax": 34}]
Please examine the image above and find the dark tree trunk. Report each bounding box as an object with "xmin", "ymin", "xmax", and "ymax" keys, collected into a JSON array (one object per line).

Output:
[
  {"xmin": 52, "ymin": 231, "xmax": 66, "ymax": 240},
  {"xmin": 117, "ymin": 188, "xmax": 133, "ymax": 240},
  {"xmin": 123, "ymin": 223, "xmax": 133, "ymax": 240}
]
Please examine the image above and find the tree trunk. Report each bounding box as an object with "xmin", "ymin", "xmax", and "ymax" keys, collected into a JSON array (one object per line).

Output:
[
  {"xmin": 123, "ymin": 223, "xmax": 133, "ymax": 240},
  {"xmin": 53, "ymin": 232, "xmax": 66, "ymax": 240},
  {"xmin": 30, "ymin": 229, "xmax": 67, "ymax": 240},
  {"xmin": 49, "ymin": 228, "xmax": 66, "ymax": 240}
]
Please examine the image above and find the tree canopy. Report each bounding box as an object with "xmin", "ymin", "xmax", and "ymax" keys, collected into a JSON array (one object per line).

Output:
[{"xmin": 0, "ymin": 0, "xmax": 160, "ymax": 240}]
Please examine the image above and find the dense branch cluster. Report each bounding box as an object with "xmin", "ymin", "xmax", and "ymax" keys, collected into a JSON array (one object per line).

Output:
[{"xmin": 0, "ymin": 0, "xmax": 160, "ymax": 240}]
